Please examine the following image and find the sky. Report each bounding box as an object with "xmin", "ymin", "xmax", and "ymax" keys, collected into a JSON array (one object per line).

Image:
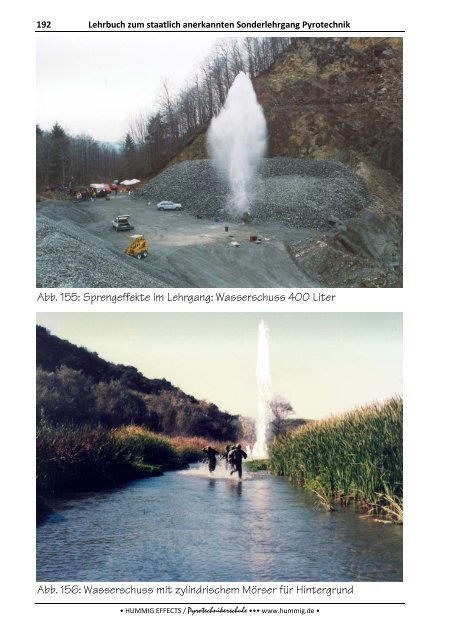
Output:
[
  {"xmin": 36, "ymin": 313, "xmax": 402, "ymax": 420},
  {"xmin": 36, "ymin": 34, "xmax": 221, "ymax": 142}
]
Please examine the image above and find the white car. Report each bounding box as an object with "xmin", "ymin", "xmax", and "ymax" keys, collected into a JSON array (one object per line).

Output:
[
  {"xmin": 112, "ymin": 215, "xmax": 134, "ymax": 231},
  {"xmin": 157, "ymin": 200, "xmax": 182, "ymax": 211}
]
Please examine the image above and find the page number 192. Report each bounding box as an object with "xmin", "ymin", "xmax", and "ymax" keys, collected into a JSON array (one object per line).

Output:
[{"xmin": 37, "ymin": 21, "xmax": 51, "ymax": 28}]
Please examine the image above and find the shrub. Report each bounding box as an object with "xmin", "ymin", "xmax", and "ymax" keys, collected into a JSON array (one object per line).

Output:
[
  {"xmin": 94, "ymin": 381, "xmax": 148, "ymax": 427},
  {"xmin": 36, "ymin": 366, "xmax": 95, "ymax": 424},
  {"xmin": 114, "ymin": 426, "xmax": 186, "ymax": 470}
]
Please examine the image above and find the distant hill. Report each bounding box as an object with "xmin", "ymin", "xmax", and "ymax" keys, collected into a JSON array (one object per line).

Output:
[
  {"xmin": 37, "ymin": 324, "xmax": 176, "ymax": 396},
  {"xmin": 36, "ymin": 325, "xmax": 241, "ymax": 440}
]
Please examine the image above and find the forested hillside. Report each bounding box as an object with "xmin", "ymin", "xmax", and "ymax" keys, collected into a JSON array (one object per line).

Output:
[
  {"xmin": 37, "ymin": 37, "xmax": 401, "ymax": 192},
  {"xmin": 36, "ymin": 326, "xmax": 241, "ymax": 440}
]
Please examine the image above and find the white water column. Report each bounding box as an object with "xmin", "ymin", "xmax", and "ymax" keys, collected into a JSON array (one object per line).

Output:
[
  {"xmin": 252, "ymin": 320, "xmax": 272, "ymax": 459},
  {"xmin": 208, "ymin": 71, "xmax": 267, "ymax": 216}
]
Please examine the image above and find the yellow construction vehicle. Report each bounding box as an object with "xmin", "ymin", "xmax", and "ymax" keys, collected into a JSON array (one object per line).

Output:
[{"xmin": 125, "ymin": 234, "xmax": 149, "ymax": 260}]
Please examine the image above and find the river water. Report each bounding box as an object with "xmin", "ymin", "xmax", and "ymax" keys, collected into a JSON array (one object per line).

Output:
[{"xmin": 36, "ymin": 465, "xmax": 402, "ymax": 582}]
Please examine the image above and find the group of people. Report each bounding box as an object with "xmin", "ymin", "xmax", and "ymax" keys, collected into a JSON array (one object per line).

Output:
[
  {"xmin": 202, "ymin": 444, "xmax": 248, "ymax": 479},
  {"xmin": 72, "ymin": 187, "xmax": 95, "ymax": 202},
  {"xmin": 71, "ymin": 185, "xmax": 121, "ymax": 202}
]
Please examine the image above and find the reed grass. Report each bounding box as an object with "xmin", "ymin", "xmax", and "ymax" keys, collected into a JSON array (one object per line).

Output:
[
  {"xmin": 36, "ymin": 420, "xmax": 229, "ymax": 498},
  {"xmin": 169, "ymin": 436, "xmax": 227, "ymax": 463},
  {"xmin": 269, "ymin": 397, "xmax": 402, "ymax": 523},
  {"xmin": 114, "ymin": 426, "xmax": 187, "ymax": 470},
  {"xmin": 36, "ymin": 421, "xmax": 136, "ymax": 495},
  {"xmin": 245, "ymin": 459, "xmax": 270, "ymax": 472}
]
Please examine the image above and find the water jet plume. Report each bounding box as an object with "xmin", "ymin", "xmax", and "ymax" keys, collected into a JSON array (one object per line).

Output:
[
  {"xmin": 252, "ymin": 320, "xmax": 272, "ymax": 459},
  {"xmin": 208, "ymin": 72, "xmax": 267, "ymax": 217}
]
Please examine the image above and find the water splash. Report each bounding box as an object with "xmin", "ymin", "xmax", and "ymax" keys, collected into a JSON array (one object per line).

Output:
[
  {"xmin": 252, "ymin": 320, "xmax": 272, "ymax": 459},
  {"xmin": 178, "ymin": 462, "xmax": 248, "ymax": 481},
  {"xmin": 208, "ymin": 72, "xmax": 267, "ymax": 216}
]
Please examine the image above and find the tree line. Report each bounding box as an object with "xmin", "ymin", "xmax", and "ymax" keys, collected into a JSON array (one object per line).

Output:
[
  {"xmin": 36, "ymin": 37, "xmax": 296, "ymax": 190},
  {"xmin": 36, "ymin": 123, "xmax": 121, "ymax": 190}
]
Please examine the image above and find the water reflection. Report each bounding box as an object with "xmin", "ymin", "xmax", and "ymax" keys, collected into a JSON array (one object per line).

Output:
[
  {"xmin": 229, "ymin": 481, "xmax": 243, "ymax": 498},
  {"xmin": 37, "ymin": 469, "xmax": 402, "ymax": 582}
]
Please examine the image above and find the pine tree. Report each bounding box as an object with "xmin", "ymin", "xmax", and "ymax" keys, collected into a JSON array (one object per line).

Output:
[
  {"xmin": 48, "ymin": 122, "xmax": 70, "ymax": 186},
  {"xmin": 122, "ymin": 132, "xmax": 136, "ymax": 155}
]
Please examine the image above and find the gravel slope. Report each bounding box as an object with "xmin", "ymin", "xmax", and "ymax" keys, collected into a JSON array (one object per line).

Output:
[
  {"xmin": 36, "ymin": 206, "xmax": 165, "ymax": 288},
  {"xmin": 138, "ymin": 158, "xmax": 370, "ymax": 229},
  {"xmin": 36, "ymin": 198, "xmax": 318, "ymax": 288}
]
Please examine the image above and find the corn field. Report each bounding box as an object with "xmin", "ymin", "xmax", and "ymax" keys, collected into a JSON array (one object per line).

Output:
[{"xmin": 269, "ymin": 397, "xmax": 402, "ymax": 522}]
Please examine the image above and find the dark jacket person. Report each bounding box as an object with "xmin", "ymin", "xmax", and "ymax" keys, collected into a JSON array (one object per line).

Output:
[
  {"xmin": 203, "ymin": 447, "xmax": 219, "ymax": 473},
  {"xmin": 230, "ymin": 444, "xmax": 247, "ymax": 479}
]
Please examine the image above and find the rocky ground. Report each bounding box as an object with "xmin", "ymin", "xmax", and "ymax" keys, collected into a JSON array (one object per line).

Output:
[
  {"xmin": 287, "ymin": 155, "xmax": 403, "ymax": 287},
  {"xmin": 138, "ymin": 158, "xmax": 370, "ymax": 230},
  {"xmin": 135, "ymin": 156, "xmax": 402, "ymax": 287},
  {"xmin": 36, "ymin": 196, "xmax": 318, "ymax": 288},
  {"xmin": 290, "ymin": 211, "xmax": 402, "ymax": 288}
]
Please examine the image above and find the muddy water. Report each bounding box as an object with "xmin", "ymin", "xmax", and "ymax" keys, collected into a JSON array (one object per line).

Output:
[{"xmin": 36, "ymin": 466, "xmax": 402, "ymax": 582}]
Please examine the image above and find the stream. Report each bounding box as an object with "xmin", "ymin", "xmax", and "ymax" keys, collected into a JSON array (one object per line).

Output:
[{"xmin": 37, "ymin": 465, "xmax": 402, "ymax": 582}]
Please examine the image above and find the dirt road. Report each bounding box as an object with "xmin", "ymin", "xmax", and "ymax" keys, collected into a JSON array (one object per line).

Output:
[{"xmin": 37, "ymin": 196, "xmax": 319, "ymax": 288}]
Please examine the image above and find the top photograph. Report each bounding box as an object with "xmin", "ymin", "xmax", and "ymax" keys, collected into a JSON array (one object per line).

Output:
[{"xmin": 36, "ymin": 36, "xmax": 402, "ymax": 288}]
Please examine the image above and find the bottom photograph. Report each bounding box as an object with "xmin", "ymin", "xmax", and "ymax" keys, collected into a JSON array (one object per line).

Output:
[{"xmin": 36, "ymin": 312, "xmax": 402, "ymax": 582}]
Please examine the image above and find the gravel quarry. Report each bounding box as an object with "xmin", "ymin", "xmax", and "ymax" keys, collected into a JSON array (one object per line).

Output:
[
  {"xmin": 36, "ymin": 158, "xmax": 376, "ymax": 288},
  {"xmin": 37, "ymin": 196, "xmax": 320, "ymax": 288},
  {"xmin": 139, "ymin": 158, "xmax": 371, "ymax": 229}
]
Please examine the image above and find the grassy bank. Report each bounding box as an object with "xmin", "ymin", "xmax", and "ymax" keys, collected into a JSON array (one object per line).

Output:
[
  {"xmin": 36, "ymin": 422, "xmax": 224, "ymax": 506},
  {"xmin": 269, "ymin": 397, "xmax": 403, "ymax": 523},
  {"xmin": 245, "ymin": 459, "xmax": 270, "ymax": 472}
]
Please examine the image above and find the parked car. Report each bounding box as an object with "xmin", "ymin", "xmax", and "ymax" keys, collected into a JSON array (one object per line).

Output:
[
  {"xmin": 157, "ymin": 200, "xmax": 183, "ymax": 211},
  {"xmin": 91, "ymin": 183, "xmax": 112, "ymax": 197},
  {"xmin": 112, "ymin": 215, "xmax": 134, "ymax": 231}
]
